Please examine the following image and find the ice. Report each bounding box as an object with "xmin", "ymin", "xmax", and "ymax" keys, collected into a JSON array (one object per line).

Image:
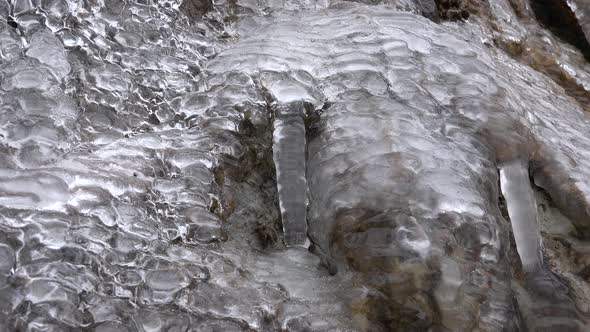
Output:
[
  {"xmin": 26, "ymin": 29, "xmax": 70, "ymax": 80},
  {"xmin": 499, "ymin": 160, "xmax": 543, "ymax": 272},
  {"xmin": 1, "ymin": 0, "xmax": 590, "ymax": 330},
  {"xmin": 1, "ymin": 61, "xmax": 58, "ymax": 91},
  {"xmin": 273, "ymin": 103, "xmax": 309, "ymax": 247}
]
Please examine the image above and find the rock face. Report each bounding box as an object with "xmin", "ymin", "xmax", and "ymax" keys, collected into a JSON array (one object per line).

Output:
[
  {"xmin": 530, "ymin": 0, "xmax": 590, "ymax": 61},
  {"xmin": 530, "ymin": 0, "xmax": 590, "ymax": 111},
  {"xmin": 180, "ymin": 0, "xmax": 214, "ymax": 17},
  {"xmin": 571, "ymin": 0, "xmax": 590, "ymax": 43},
  {"xmin": 1, "ymin": 0, "xmax": 590, "ymax": 331},
  {"xmin": 434, "ymin": 0, "xmax": 471, "ymax": 20}
]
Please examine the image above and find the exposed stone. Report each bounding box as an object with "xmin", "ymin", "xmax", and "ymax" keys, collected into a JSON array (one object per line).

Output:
[
  {"xmin": 488, "ymin": 0, "xmax": 590, "ymax": 112},
  {"xmin": 180, "ymin": 0, "xmax": 214, "ymax": 18},
  {"xmin": 416, "ymin": 0, "xmax": 439, "ymax": 20},
  {"xmin": 530, "ymin": 0, "xmax": 590, "ymax": 62},
  {"xmin": 434, "ymin": 0, "xmax": 493, "ymax": 21}
]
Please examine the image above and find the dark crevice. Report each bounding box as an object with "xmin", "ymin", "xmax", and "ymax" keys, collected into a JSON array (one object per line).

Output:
[
  {"xmin": 434, "ymin": 0, "xmax": 471, "ymax": 21},
  {"xmin": 238, "ymin": 116, "xmax": 283, "ymax": 249},
  {"xmin": 531, "ymin": 0, "xmax": 590, "ymax": 62},
  {"xmin": 218, "ymin": 91, "xmax": 283, "ymax": 250},
  {"xmin": 7, "ymin": 16, "xmax": 18, "ymax": 29},
  {"xmin": 180, "ymin": 0, "xmax": 213, "ymax": 18}
]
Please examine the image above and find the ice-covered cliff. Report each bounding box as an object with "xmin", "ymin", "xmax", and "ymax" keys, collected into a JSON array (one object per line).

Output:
[{"xmin": 2, "ymin": 0, "xmax": 590, "ymax": 330}]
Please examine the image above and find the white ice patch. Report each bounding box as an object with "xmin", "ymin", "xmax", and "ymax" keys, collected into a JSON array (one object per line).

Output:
[
  {"xmin": 500, "ymin": 160, "xmax": 543, "ymax": 272},
  {"xmin": 272, "ymin": 104, "xmax": 309, "ymax": 247}
]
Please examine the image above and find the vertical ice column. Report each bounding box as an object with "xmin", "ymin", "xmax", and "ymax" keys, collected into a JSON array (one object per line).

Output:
[
  {"xmin": 273, "ymin": 103, "xmax": 309, "ymax": 247},
  {"xmin": 499, "ymin": 160, "xmax": 543, "ymax": 272}
]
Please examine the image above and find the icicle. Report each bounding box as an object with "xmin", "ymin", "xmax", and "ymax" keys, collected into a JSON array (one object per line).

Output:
[
  {"xmin": 499, "ymin": 160, "xmax": 543, "ymax": 272},
  {"xmin": 273, "ymin": 103, "xmax": 309, "ymax": 247}
]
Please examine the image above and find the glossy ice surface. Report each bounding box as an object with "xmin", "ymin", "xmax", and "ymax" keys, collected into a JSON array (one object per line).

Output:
[{"xmin": 1, "ymin": 0, "xmax": 590, "ymax": 330}]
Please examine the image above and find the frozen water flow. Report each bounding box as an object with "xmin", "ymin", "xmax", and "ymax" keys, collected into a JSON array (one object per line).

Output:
[
  {"xmin": 499, "ymin": 160, "xmax": 543, "ymax": 272},
  {"xmin": 273, "ymin": 103, "xmax": 309, "ymax": 247},
  {"xmin": 1, "ymin": 0, "xmax": 590, "ymax": 330}
]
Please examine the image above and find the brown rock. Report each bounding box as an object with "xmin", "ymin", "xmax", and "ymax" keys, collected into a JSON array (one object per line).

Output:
[
  {"xmin": 180, "ymin": 0, "xmax": 213, "ymax": 18},
  {"xmin": 434, "ymin": 0, "xmax": 491, "ymax": 22},
  {"xmin": 531, "ymin": 0, "xmax": 590, "ymax": 61}
]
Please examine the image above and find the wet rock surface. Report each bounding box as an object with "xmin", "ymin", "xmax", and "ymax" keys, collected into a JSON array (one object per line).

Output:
[
  {"xmin": 530, "ymin": 0, "xmax": 590, "ymax": 61},
  {"xmin": 1, "ymin": 0, "xmax": 590, "ymax": 331},
  {"xmin": 434, "ymin": 0, "xmax": 471, "ymax": 20},
  {"xmin": 180, "ymin": 0, "xmax": 214, "ymax": 17}
]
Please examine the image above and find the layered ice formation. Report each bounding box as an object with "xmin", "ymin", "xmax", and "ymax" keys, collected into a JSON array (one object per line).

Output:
[{"xmin": 1, "ymin": 0, "xmax": 590, "ymax": 330}]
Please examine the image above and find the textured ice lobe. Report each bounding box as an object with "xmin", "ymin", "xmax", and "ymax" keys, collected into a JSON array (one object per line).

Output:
[
  {"xmin": 273, "ymin": 103, "xmax": 309, "ymax": 247},
  {"xmin": 499, "ymin": 160, "xmax": 543, "ymax": 272}
]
